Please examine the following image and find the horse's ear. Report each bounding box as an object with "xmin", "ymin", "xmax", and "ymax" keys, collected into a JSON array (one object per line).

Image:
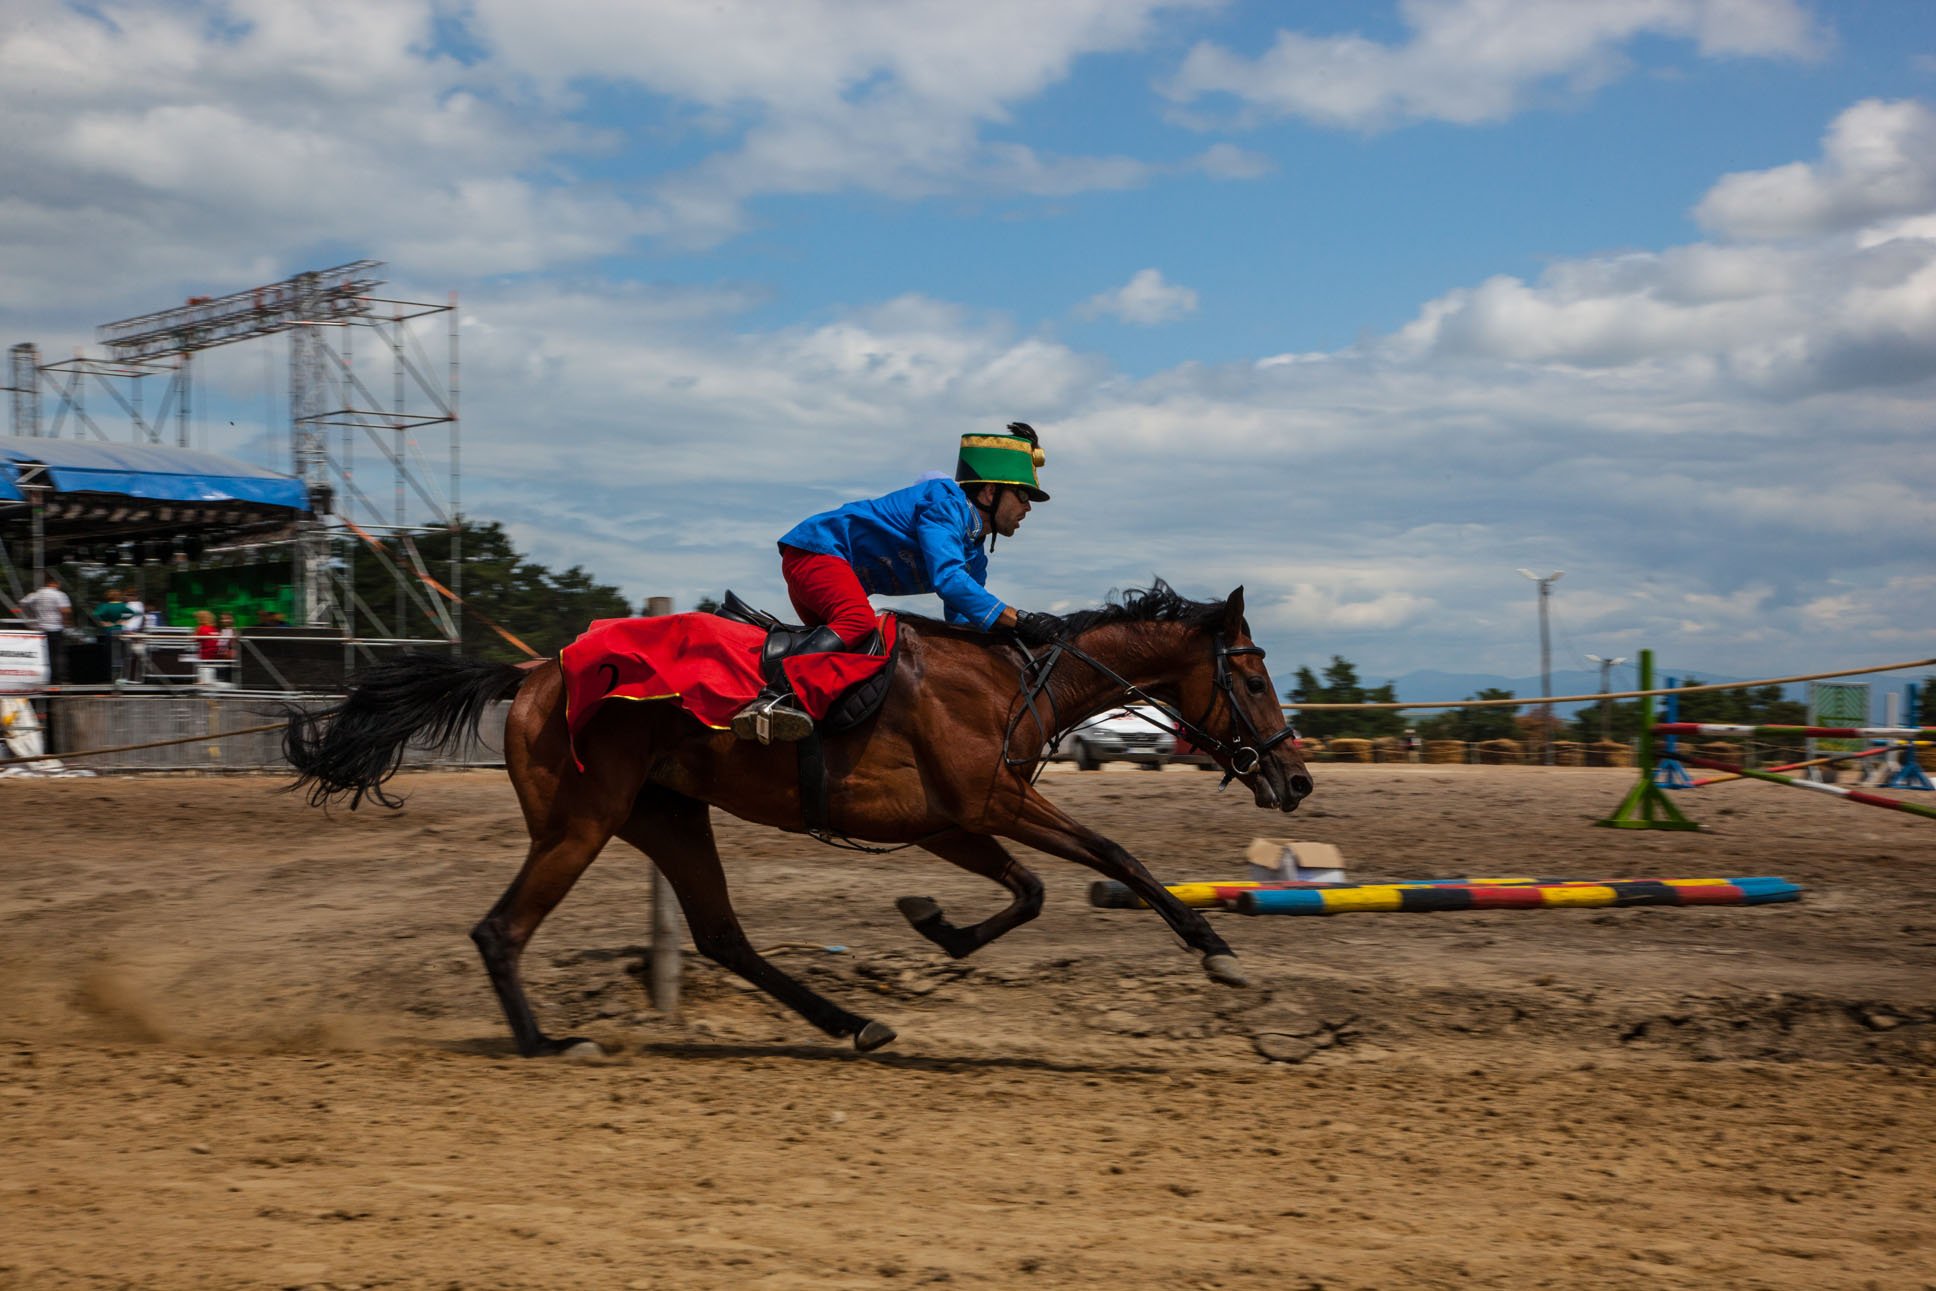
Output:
[{"xmin": 1223, "ymin": 586, "xmax": 1246, "ymax": 635}]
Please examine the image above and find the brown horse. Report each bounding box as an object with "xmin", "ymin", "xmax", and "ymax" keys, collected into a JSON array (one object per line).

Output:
[{"xmin": 284, "ymin": 582, "xmax": 1312, "ymax": 1057}]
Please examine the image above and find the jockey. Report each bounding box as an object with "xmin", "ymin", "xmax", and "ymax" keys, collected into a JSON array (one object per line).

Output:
[{"xmin": 731, "ymin": 422, "xmax": 1068, "ymax": 743}]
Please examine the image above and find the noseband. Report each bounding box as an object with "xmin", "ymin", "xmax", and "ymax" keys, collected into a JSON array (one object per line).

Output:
[{"xmin": 1005, "ymin": 633, "xmax": 1300, "ymax": 788}]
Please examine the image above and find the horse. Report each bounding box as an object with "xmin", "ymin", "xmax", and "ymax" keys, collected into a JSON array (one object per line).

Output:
[{"xmin": 283, "ymin": 581, "xmax": 1313, "ymax": 1057}]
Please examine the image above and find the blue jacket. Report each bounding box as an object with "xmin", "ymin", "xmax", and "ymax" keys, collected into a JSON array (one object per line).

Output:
[{"xmin": 780, "ymin": 478, "xmax": 1005, "ymax": 629}]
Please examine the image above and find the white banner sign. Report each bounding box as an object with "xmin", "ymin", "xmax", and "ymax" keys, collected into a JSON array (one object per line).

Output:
[{"xmin": 0, "ymin": 629, "xmax": 49, "ymax": 692}]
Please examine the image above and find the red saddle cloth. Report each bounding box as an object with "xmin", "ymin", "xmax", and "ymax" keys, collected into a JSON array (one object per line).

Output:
[{"xmin": 559, "ymin": 611, "xmax": 898, "ymax": 763}]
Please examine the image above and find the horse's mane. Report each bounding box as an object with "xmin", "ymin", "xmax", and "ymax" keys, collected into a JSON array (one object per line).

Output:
[{"xmin": 900, "ymin": 579, "xmax": 1227, "ymax": 638}]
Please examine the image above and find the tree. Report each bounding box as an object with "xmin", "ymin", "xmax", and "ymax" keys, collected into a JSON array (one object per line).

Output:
[
  {"xmin": 348, "ymin": 518, "xmax": 633, "ymax": 663},
  {"xmin": 1417, "ymin": 688, "xmax": 1521, "ymax": 742},
  {"xmin": 1286, "ymin": 656, "xmax": 1406, "ymax": 740}
]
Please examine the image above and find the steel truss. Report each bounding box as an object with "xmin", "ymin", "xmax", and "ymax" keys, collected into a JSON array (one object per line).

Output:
[{"xmin": 6, "ymin": 262, "xmax": 461, "ymax": 667}]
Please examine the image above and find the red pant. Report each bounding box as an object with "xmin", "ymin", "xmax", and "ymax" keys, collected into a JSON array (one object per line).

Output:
[{"xmin": 780, "ymin": 545, "xmax": 877, "ymax": 647}]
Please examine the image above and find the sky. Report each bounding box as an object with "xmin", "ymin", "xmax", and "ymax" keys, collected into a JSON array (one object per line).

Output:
[{"xmin": 4, "ymin": 0, "xmax": 1936, "ymax": 697}]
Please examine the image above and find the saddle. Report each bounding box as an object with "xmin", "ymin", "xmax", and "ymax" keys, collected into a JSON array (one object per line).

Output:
[
  {"xmin": 711, "ymin": 591, "xmax": 902, "ymax": 844},
  {"xmin": 713, "ymin": 590, "xmax": 895, "ymax": 734}
]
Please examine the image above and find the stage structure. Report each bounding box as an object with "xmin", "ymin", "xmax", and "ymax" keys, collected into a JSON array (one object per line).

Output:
[{"xmin": 6, "ymin": 262, "xmax": 462, "ymax": 667}]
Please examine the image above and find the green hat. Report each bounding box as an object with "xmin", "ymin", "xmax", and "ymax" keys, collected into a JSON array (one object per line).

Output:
[{"xmin": 956, "ymin": 422, "xmax": 1049, "ymax": 502}]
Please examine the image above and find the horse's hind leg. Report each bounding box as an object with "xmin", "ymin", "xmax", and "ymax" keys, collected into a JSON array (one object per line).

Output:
[
  {"xmin": 617, "ymin": 787, "xmax": 896, "ymax": 1052},
  {"xmin": 898, "ymin": 830, "xmax": 1043, "ymax": 959},
  {"xmin": 470, "ymin": 815, "xmax": 619, "ymax": 1057}
]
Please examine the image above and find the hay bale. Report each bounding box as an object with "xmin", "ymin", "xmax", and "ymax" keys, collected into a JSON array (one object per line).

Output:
[
  {"xmin": 1553, "ymin": 741, "xmax": 1586, "ymax": 767},
  {"xmin": 1423, "ymin": 740, "xmax": 1467, "ymax": 764},
  {"xmin": 1474, "ymin": 738, "xmax": 1522, "ymax": 765},
  {"xmin": 1588, "ymin": 740, "xmax": 1632, "ymax": 768},
  {"xmin": 1328, "ymin": 738, "xmax": 1373, "ymax": 764},
  {"xmin": 1697, "ymin": 741, "xmax": 1745, "ymax": 764},
  {"xmin": 1371, "ymin": 737, "xmax": 1408, "ymax": 764}
]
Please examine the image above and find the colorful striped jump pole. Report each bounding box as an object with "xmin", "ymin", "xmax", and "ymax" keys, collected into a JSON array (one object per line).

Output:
[
  {"xmin": 1672, "ymin": 753, "xmax": 1936, "ymax": 822},
  {"xmin": 1088, "ymin": 875, "xmax": 1795, "ymax": 910},
  {"xmin": 1231, "ymin": 877, "xmax": 1799, "ymax": 915},
  {"xmin": 1654, "ymin": 723, "xmax": 1936, "ymax": 740},
  {"xmin": 1688, "ymin": 742, "xmax": 1895, "ymax": 788}
]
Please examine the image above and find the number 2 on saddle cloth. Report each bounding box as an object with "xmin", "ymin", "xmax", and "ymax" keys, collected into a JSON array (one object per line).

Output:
[{"xmin": 557, "ymin": 611, "xmax": 900, "ymax": 770}]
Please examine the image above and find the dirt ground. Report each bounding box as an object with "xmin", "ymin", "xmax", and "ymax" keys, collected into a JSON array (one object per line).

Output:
[{"xmin": 2, "ymin": 762, "xmax": 1933, "ymax": 1290}]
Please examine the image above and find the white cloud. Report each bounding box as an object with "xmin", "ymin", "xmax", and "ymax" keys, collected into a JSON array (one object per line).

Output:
[
  {"xmin": 1189, "ymin": 142, "xmax": 1275, "ymax": 179},
  {"xmin": 0, "ymin": 0, "xmax": 633, "ymax": 310},
  {"xmin": 1162, "ymin": 0, "xmax": 1824, "ymax": 130},
  {"xmin": 1078, "ymin": 269, "xmax": 1200, "ymax": 325},
  {"xmin": 468, "ymin": 0, "xmax": 1207, "ymax": 243},
  {"xmin": 0, "ymin": 0, "xmax": 1205, "ymax": 300},
  {"xmin": 1696, "ymin": 99, "xmax": 1936, "ymax": 240},
  {"xmin": 1381, "ymin": 219, "xmax": 1936, "ymax": 396},
  {"xmin": 1271, "ymin": 582, "xmax": 1438, "ymax": 632}
]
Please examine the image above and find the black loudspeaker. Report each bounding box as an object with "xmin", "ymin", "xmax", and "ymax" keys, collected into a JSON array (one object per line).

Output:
[{"xmin": 235, "ymin": 627, "xmax": 352, "ymax": 693}]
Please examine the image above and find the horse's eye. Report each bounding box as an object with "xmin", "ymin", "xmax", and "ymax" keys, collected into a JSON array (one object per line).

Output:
[{"xmin": 1245, "ymin": 675, "xmax": 1266, "ymax": 695}]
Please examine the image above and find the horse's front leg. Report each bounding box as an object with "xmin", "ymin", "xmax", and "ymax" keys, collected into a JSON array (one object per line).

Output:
[{"xmin": 997, "ymin": 790, "xmax": 1247, "ymax": 988}]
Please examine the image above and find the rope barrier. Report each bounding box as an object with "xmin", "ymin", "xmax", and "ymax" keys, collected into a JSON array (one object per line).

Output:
[
  {"xmin": 0, "ymin": 719, "xmax": 289, "ymax": 768},
  {"xmin": 1284, "ymin": 655, "xmax": 1936, "ymax": 711}
]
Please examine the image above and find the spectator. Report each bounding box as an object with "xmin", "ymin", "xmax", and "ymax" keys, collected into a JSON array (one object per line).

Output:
[
  {"xmin": 122, "ymin": 587, "xmax": 149, "ymax": 682},
  {"xmin": 18, "ymin": 573, "xmax": 72, "ymax": 684},
  {"xmin": 216, "ymin": 612, "xmax": 239, "ymax": 660},
  {"xmin": 194, "ymin": 610, "xmax": 220, "ymax": 660},
  {"xmin": 94, "ymin": 588, "xmax": 136, "ymax": 681}
]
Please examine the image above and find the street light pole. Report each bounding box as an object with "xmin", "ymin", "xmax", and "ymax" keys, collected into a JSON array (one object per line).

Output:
[
  {"xmin": 1517, "ymin": 569, "xmax": 1564, "ymax": 765},
  {"xmin": 1585, "ymin": 653, "xmax": 1628, "ymax": 742}
]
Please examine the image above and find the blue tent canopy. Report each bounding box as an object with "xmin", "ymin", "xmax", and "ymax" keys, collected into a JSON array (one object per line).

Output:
[{"xmin": 0, "ymin": 438, "xmax": 307, "ymax": 510}]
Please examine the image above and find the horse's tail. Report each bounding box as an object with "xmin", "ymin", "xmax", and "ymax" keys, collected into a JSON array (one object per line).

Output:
[{"xmin": 284, "ymin": 650, "xmax": 534, "ymax": 810}]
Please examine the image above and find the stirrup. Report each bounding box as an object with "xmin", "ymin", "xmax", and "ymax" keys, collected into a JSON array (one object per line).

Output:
[{"xmin": 731, "ymin": 694, "xmax": 814, "ymax": 745}]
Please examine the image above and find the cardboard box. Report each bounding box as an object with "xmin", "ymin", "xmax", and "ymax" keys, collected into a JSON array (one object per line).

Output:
[{"xmin": 1246, "ymin": 838, "xmax": 1346, "ymax": 884}]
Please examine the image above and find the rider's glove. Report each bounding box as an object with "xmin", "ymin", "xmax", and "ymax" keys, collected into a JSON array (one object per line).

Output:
[{"xmin": 1012, "ymin": 610, "xmax": 1067, "ymax": 648}]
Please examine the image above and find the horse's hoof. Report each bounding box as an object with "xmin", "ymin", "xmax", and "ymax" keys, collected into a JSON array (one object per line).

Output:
[
  {"xmin": 853, "ymin": 1020, "xmax": 898, "ymax": 1052},
  {"xmin": 538, "ymin": 1037, "xmax": 605, "ymax": 1060},
  {"xmin": 896, "ymin": 895, "xmax": 943, "ymax": 927},
  {"xmin": 1202, "ymin": 954, "xmax": 1249, "ymax": 988}
]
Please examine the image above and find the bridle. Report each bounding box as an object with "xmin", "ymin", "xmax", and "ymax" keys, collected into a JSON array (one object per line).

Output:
[{"xmin": 1004, "ymin": 632, "xmax": 1300, "ymax": 789}]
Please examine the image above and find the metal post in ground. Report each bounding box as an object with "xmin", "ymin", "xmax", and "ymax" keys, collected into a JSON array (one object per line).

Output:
[{"xmin": 643, "ymin": 594, "xmax": 682, "ymax": 1017}]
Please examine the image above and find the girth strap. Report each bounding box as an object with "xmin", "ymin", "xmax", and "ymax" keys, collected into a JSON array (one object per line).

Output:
[{"xmin": 797, "ymin": 729, "xmax": 831, "ymax": 839}]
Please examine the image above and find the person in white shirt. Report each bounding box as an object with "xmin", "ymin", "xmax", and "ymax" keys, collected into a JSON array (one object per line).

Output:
[
  {"xmin": 121, "ymin": 590, "xmax": 148, "ymax": 682},
  {"xmin": 17, "ymin": 574, "xmax": 72, "ymax": 684}
]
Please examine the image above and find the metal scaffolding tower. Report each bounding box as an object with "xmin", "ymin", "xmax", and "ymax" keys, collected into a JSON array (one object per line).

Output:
[{"xmin": 8, "ymin": 262, "xmax": 461, "ymax": 657}]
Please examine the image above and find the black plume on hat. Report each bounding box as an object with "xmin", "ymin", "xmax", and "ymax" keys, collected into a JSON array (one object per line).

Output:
[{"xmin": 1005, "ymin": 421, "xmax": 1039, "ymax": 446}]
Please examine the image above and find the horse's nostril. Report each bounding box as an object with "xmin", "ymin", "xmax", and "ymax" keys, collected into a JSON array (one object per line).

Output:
[{"xmin": 1289, "ymin": 775, "xmax": 1314, "ymax": 800}]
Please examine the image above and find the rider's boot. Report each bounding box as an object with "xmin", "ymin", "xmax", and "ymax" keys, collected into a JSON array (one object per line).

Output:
[{"xmin": 731, "ymin": 625, "xmax": 845, "ymax": 744}]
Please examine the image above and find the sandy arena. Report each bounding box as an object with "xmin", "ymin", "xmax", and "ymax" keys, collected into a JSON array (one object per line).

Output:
[{"xmin": 2, "ymin": 762, "xmax": 1933, "ymax": 1289}]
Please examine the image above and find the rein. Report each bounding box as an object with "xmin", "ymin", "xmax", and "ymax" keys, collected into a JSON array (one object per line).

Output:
[{"xmin": 1003, "ymin": 632, "xmax": 1299, "ymax": 789}]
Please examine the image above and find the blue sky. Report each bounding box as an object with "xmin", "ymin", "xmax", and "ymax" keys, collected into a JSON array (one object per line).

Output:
[{"xmin": 4, "ymin": 0, "xmax": 1936, "ymax": 695}]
